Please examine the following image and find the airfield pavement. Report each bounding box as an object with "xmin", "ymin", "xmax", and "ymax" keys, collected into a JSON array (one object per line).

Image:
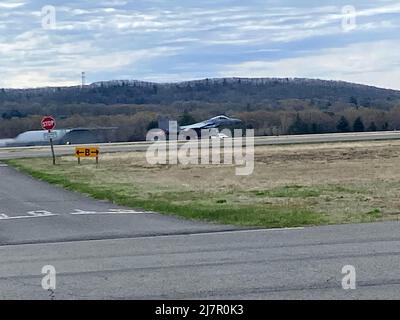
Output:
[{"xmin": 2, "ymin": 133, "xmax": 400, "ymax": 299}]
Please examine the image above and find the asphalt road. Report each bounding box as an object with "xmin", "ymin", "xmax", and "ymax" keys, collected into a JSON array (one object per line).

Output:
[
  {"xmin": 2, "ymin": 131, "xmax": 400, "ymax": 160},
  {"xmin": 0, "ymin": 164, "xmax": 234, "ymax": 246},
  {"xmin": 2, "ymin": 219, "xmax": 400, "ymax": 299},
  {"xmin": 1, "ymin": 162, "xmax": 400, "ymax": 299}
]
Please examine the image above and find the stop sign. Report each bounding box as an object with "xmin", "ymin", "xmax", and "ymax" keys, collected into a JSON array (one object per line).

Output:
[{"xmin": 41, "ymin": 116, "xmax": 56, "ymax": 131}]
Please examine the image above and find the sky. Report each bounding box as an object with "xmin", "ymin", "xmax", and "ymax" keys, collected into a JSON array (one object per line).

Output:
[{"xmin": 0, "ymin": 0, "xmax": 399, "ymax": 89}]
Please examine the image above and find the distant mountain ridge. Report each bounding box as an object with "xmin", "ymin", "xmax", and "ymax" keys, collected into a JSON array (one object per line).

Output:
[
  {"xmin": 1, "ymin": 77, "xmax": 400, "ymax": 110},
  {"xmin": 3, "ymin": 77, "xmax": 399, "ymax": 92},
  {"xmin": 89, "ymin": 77, "xmax": 398, "ymax": 91},
  {"xmin": 1, "ymin": 77, "xmax": 400, "ymax": 142}
]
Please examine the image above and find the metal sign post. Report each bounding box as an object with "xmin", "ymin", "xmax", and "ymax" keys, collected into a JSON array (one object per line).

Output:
[
  {"xmin": 41, "ymin": 116, "xmax": 56, "ymax": 165},
  {"xmin": 49, "ymin": 130, "xmax": 56, "ymax": 166}
]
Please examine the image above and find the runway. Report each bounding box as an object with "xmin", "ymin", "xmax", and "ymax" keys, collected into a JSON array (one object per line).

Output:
[
  {"xmin": 1, "ymin": 163, "xmax": 400, "ymax": 299},
  {"xmin": 2, "ymin": 131, "xmax": 400, "ymax": 160}
]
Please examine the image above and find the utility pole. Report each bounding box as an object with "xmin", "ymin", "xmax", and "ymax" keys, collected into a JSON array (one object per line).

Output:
[{"xmin": 81, "ymin": 72, "xmax": 86, "ymax": 88}]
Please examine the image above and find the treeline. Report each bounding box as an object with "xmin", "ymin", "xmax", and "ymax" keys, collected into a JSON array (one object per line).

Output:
[
  {"xmin": 2, "ymin": 106, "xmax": 400, "ymax": 141},
  {"xmin": 1, "ymin": 78, "xmax": 400, "ymax": 140},
  {"xmin": 234, "ymin": 107, "xmax": 397, "ymax": 136}
]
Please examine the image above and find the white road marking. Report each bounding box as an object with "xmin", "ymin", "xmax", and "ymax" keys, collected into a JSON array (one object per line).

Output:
[
  {"xmin": 0, "ymin": 213, "xmax": 58, "ymax": 220},
  {"xmin": 27, "ymin": 210, "xmax": 57, "ymax": 217},
  {"xmin": 70, "ymin": 209, "xmax": 151, "ymax": 215},
  {"xmin": 103, "ymin": 227, "xmax": 306, "ymax": 241},
  {"xmin": 108, "ymin": 209, "xmax": 152, "ymax": 214},
  {"xmin": 161, "ymin": 227, "xmax": 305, "ymax": 239},
  {"xmin": 0, "ymin": 209, "xmax": 150, "ymax": 221},
  {"xmin": 0, "ymin": 163, "xmax": 8, "ymax": 167}
]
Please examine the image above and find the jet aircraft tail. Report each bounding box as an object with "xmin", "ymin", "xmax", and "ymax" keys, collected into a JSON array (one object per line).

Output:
[{"xmin": 158, "ymin": 116, "xmax": 180, "ymax": 134}]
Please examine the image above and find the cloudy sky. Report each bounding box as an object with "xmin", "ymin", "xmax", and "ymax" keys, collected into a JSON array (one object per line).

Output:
[{"xmin": 0, "ymin": 0, "xmax": 399, "ymax": 89}]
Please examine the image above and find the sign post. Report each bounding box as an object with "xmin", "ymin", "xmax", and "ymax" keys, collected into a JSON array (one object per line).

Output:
[{"xmin": 41, "ymin": 116, "xmax": 56, "ymax": 165}]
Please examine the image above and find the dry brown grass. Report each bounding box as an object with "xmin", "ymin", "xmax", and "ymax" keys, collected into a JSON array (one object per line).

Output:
[{"xmin": 9, "ymin": 140, "xmax": 400, "ymax": 227}]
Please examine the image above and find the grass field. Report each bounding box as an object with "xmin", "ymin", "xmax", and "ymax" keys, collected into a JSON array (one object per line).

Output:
[{"xmin": 7, "ymin": 140, "xmax": 400, "ymax": 228}]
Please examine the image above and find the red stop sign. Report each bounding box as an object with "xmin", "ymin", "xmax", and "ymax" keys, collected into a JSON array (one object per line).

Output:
[{"xmin": 41, "ymin": 116, "xmax": 56, "ymax": 131}]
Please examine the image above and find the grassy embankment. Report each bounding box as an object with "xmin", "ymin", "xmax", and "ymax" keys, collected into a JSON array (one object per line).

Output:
[{"xmin": 7, "ymin": 140, "xmax": 400, "ymax": 228}]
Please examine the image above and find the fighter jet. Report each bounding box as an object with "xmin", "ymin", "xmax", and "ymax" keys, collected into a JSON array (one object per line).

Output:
[{"xmin": 158, "ymin": 115, "xmax": 242, "ymax": 136}]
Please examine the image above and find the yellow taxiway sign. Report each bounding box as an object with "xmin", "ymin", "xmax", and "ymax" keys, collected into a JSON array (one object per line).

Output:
[
  {"xmin": 75, "ymin": 147, "xmax": 100, "ymax": 165},
  {"xmin": 75, "ymin": 147, "xmax": 100, "ymax": 158}
]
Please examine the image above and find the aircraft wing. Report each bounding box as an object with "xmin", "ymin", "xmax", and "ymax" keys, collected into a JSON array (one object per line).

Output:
[{"xmin": 180, "ymin": 121, "xmax": 217, "ymax": 130}]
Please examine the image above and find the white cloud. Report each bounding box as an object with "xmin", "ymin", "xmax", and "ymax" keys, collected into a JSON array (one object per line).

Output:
[
  {"xmin": 358, "ymin": 2, "xmax": 400, "ymax": 17},
  {"xmin": 0, "ymin": 42, "xmax": 181, "ymax": 88},
  {"xmin": 221, "ymin": 40, "xmax": 400, "ymax": 90},
  {"xmin": 0, "ymin": 1, "xmax": 399, "ymax": 88},
  {"xmin": 0, "ymin": 1, "xmax": 26, "ymax": 9}
]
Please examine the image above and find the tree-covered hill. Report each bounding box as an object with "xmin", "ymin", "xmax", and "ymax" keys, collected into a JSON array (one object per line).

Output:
[
  {"xmin": 1, "ymin": 77, "xmax": 400, "ymax": 141},
  {"xmin": 1, "ymin": 78, "xmax": 399, "ymax": 110}
]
